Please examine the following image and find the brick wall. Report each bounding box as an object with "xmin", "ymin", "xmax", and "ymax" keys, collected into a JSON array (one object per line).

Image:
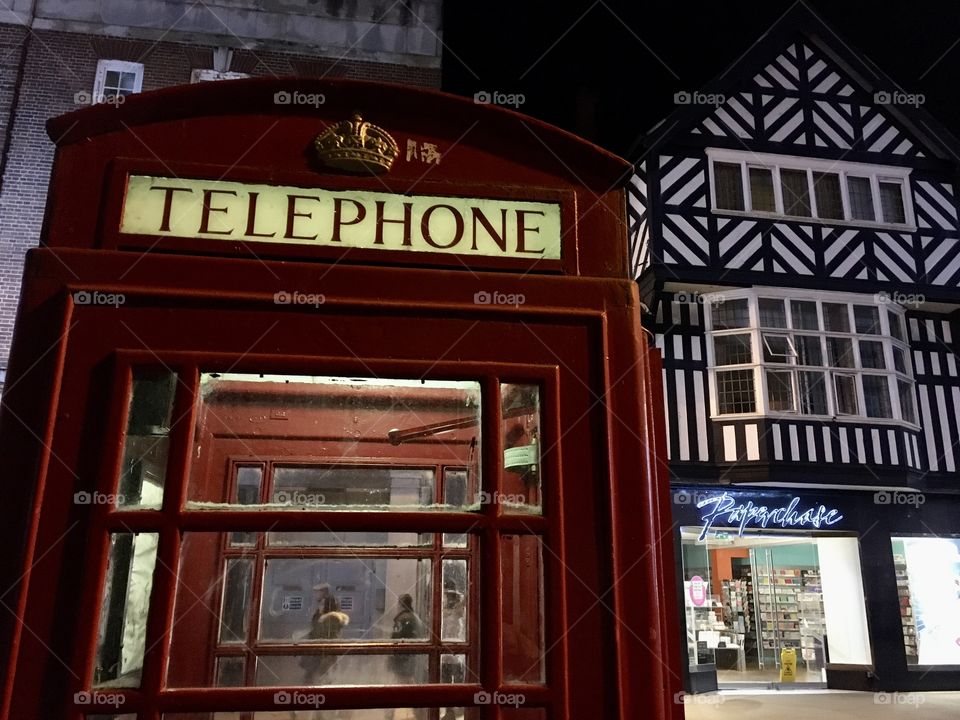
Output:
[{"xmin": 0, "ymin": 28, "xmax": 441, "ymax": 368}]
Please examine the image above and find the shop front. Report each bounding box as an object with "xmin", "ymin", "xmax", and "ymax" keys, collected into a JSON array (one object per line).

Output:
[
  {"xmin": 672, "ymin": 485, "xmax": 960, "ymax": 693},
  {"xmin": 0, "ymin": 79, "xmax": 680, "ymax": 720}
]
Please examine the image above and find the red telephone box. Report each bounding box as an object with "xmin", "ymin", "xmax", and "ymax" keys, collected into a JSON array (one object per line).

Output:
[{"xmin": 0, "ymin": 79, "xmax": 681, "ymax": 720}]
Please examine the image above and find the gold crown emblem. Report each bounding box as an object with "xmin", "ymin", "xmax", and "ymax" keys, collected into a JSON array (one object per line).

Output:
[{"xmin": 313, "ymin": 112, "xmax": 399, "ymax": 174}]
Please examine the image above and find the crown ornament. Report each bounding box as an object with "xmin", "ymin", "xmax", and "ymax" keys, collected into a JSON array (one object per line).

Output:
[{"xmin": 313, "ymin": 112, "xmax": 399, "ymax": 174}]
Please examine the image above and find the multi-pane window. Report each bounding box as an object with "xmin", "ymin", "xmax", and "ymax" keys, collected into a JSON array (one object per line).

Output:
[
  {"xmin": 88, "ymin": 371, "xmax": 548, "ymax": 719},
  {"xmin": 93, "ymin": 59, "xmax": 144, "ymax": 103},
  {"xmin": 708, "ymin": 149, "xmax": 914, "ymax": 228},
  {"xmin": 706, "ymin": 291, "xmax": 917, "ymax": 424}
]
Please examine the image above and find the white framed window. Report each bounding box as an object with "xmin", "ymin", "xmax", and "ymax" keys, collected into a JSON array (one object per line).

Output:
[
  {"xmin": 707, "ymin": 148, "xmax": 916, "ymax": 230},
  {"xmin": 190, "ymin": 69, "xmax": 250, "ymax": 83},
  {"xmin": 93, "ymin": 59, "xmax": 144, "ymax": 103},
  {"xmin": 704, "ymin": 288, "xmax": 917, "ymax": 426}
]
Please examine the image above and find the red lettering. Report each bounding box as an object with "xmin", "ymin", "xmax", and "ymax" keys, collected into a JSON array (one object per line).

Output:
[
  {"xmin": 244, "ymin": 192, "xmax": 275, "ymax": 238},
  {"xmin": 149, "ymin": 185, "xmax": 193, "ymax": 232},
  {"xmin": 375, "ymin": 200, "xmax": 413, "ymax": 246},
  {"xmin": 515, "ymin": 209, "xmax": 545, "ymax": 255},
  {"xmin": 285, "ymin": 194, "xmax": 321, "ymax": 241},
  {"xmin": 421, "ymin": 204, "xmax": 465, "ymax": 249},
  {"xmin": 198, "ymin": 188, "xmax": 237, "ymax": 235},
  {"xmin": 331, "ymin": 198, "xmax": 366, "ymax": 242},
  {"xmin": 470, "ymin": 207, "xmax": 508, "ymax": 252}
]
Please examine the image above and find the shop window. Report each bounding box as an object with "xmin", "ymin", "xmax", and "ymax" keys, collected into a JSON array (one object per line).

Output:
[
  {"xmin": 93, "ymin": 59, "xmax": 144, "ymax": 103},
  {"xmin": 891, "ymin": 536, "xmax": 960, "ymax": 666},
  {"xmin": 704, "ymin": 289, "xmax": 917, "ymax": 425},
  {"xmin": 708, "ymin": 148, "xmax": 915, "ymax": 228},
  {"xmin": 680, "ymin": 524, "xmax": 872, "ymax": 687}
]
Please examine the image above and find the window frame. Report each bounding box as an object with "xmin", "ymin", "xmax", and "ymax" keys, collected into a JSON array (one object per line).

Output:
[
  {"xmin": 704, "ymin": 288, "xmax": 918, "ymax": 427},
  {"xmin": 191, "ymin": 68, "xmax": 251, "ymax": 83},
  {"xmin": 93, "ymin": 59, "xmax": 144, "ymax": 103},
  {"xmin": 706, "ymin": 148, "xmax": 916, "ymax": 230},
  {"xmin": 74, "ymin": 357, "xmax": 558, "ymax": 717}
]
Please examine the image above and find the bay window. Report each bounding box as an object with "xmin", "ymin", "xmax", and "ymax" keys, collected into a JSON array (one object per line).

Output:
[
  {"xmin": 705, "ymin": 290, "xmax": 917, "ymax": 425},
  {"xmin": 707, "ymin": 148, "xmax": 914, "ymax": 228}
]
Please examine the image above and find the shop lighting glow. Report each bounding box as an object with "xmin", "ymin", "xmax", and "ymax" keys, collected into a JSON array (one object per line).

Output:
[{"xmin": 697, "ymin": 492, "xmax": 843, "ymax": 541}]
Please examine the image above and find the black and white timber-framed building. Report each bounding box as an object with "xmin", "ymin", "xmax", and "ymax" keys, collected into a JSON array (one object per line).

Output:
[{"xmin": 630, "ymin": 4, "xmax": 960, "ymax": 695}]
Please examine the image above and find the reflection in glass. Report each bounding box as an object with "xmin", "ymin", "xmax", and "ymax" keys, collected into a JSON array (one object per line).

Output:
[
  {"xmin": 500, "ymin": 384, "xmax": 542, "ymax": 514},
  {"xmin": 443, "ymin": 469, "xmax": 469, "ymax": 547},
  {"xmin": 269, "ymin": 531, "xmax": 433, "ymax": 547},
  {"xmin": 259, "ymin": 558, "xmax": 431, "ymax": 644},
  {"xmin": 165, "ymin": 711, "xmax": 469, "ymax": 719},
  {"xmin": 501, "ymin": 535, "xmax": 545, "ymax": 683},
  {"xmin": 256, "ymin": 653, "xmax": 429, "ymax": 687},
  {"xmin": 94, "ymin": 533, "xmax": 159, "ymax": 688},
  {"xmin": 441, "ymin": 560, "xmax": 468, "ymax": 642},
  {"xmin": 219, "ymin": 559, "xmax": 253, "ymax": 644},
  {"xmin": 231, "ymin": 467, "xmax": 262, "ymax": 546},
  {"xmin": 117, "ymin": 371, "xmax": 177, "ymax": 509},
  {"xmin": 188, "ymin": 375, "xmax": 480, "ymax": 509},
  {"xmin": 272, "ymin": 466, "xmax": 435, "ymax": 509},
  {"xmin": 215, "ymin": 655, "xmax": 245, "ymax": 686}
]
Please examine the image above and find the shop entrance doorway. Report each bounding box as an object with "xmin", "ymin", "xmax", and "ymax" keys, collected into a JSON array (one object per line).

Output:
[{"xmin": 681, "ymin": 529, "xmax": 873, "ymax": 690}]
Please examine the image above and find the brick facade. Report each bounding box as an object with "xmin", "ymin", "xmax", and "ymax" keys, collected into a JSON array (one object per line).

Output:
[{"xmin": 0, "ymin": 28, "xmax": 441, "ymax": 368}]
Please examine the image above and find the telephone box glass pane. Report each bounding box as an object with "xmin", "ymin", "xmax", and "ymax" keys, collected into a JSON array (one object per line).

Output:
[
  {"xmin": 94, "ymin": 532, "xmax": 159, "ymax": 688},
  {"xmin": 501, "ymin": 535, "xmax": 545, "ymax": 683},
  {"xmin": 500, "ymin": 384, "xmax": 542, "ymax": 515},
  {"xmin": 257, "ymin": 653, "xmax": 429, "ymax": 686},
  {"xmin": 219, "ymin": 558, "xmax": 253, "ymax": 644},
  {"xmin": 170, "ymin": 532, "xmax": 476, "ymax": 688},
  {"xmin": 443, "ymin": 468, "xmax": 470, "ymax": 547},
  {"xmin": 215, "ymin": 656, "xmax": 245, "ymax": 686},
  {"xmin": 441, "ymin": 559, "xmax": 468, "ymax": 642},
  {"xmin": 164, "ymin": 711, "xmax": 469, "ymax": 719},
  {"xmin": 187, "ymin": 374, "xmax": 480, "ymax": 509},
  {"xmin": 258, "ymin": 557, "xmax": 432, "ymax": 643},
  {"xmin": 117, "ymin": 371, "xmax": 177, "ymax": 509}
]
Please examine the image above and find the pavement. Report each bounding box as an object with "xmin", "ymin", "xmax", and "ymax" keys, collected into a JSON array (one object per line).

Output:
[{"xmin": 682, "ymin": 689, "xmax": 960, "ymax": 719}]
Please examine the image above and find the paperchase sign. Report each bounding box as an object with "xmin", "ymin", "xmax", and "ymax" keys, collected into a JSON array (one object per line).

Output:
[
  {"xmin": 119, "ymin": 175, "xmax": 562, "ymax": 260},
  {"xmin": 696, "ymin": 492, "xmax": 844, "ymax": 541}
]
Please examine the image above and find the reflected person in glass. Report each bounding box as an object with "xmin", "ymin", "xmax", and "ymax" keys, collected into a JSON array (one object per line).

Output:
[
  {"xmin": 300, "ymin": 583, "xmax": 350, "ymax": 685},
  {"xmin": 387, "ymin": 594, "xmax": 426, "ymax": 720}
]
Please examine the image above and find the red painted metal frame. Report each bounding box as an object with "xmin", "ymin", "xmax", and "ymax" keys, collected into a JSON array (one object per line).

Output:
[{"xmin": 0, "ymin": 78, "xmax": 681, "ymax": 720}]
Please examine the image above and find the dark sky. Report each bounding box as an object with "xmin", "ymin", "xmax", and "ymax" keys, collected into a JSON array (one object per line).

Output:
[{"xmin": 442, "ymin": 0, "xmax": 960, "ymax": 158}]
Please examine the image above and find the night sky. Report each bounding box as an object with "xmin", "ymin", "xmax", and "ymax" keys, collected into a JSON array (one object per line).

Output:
[{"xmin": 442, "ymin": 0, "xmax": 960, "ymax": 158}]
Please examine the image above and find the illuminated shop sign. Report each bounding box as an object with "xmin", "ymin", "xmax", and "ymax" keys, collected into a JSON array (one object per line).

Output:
[
  {"xmin": 697, "ymin": 492, "xmax": 843, "ymax": 541},
  {"xmin": 119, "ymin": 175, "xmax": 562, "ymax": 260}
]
